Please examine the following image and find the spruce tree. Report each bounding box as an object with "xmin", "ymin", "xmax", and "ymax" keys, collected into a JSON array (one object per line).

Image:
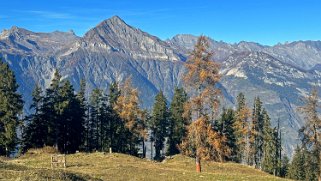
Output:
[
  {"xmin": 167, "ymin": 87, "xmax": 188, "ymax": 156},
  {"xmin": 261, "ymin": 109, "xmax": 277, "ymax": 174},
  {"xmin": 42, "ymin": 70, "xmax": 62, "ymax": 147},
  {"xmin": 108, "ymin": 82, "xmax": 127, "ymax": 153},
  {"xmin": 280, "ymin": 155, "xmax": 289, "ymax": 177},
  {"xmin": 22, "ymin": 85, "xmax": 46, "ymax": 152},
  {"xmin": 88, "ymin": 88, "xmax": 108, "ymax": 151},
  {"xmin": 216, "ymin": 108, "xmax": 237, "ymax": 161},
  {"xmin": 288, "ymin": 146, "xmax": 306, "ymax": 180},
  {"xmin": 150, "ymin": 91, "xmax": 169, "ymax": 160},
  {"xmin": 57, "ymin": 80, "xmax": 84, "ymax": 153},
  {"xmin": 0, "ymin": 60, "xmax": 23, "ymax": 156},
  {"xmin": 250, "ymin": 97, "xmax": 264, "ymax": 168},
  {"xmin": 77, "ymin": 79, "xmax": 88, "ymax": 151}
]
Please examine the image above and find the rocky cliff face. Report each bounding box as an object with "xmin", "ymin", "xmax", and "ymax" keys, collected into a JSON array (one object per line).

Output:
[{"xmin": 1, "ymin": 16, "xmax": 321, "ymax": 156}]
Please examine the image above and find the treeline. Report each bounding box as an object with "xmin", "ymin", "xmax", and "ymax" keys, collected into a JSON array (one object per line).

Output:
[
  {"xmin": 22, "ymin": 73, "xmax": 148, "ymax": 156},
  {"xmin": 1, "ymin": 36, "xmax": 320, "ymax": 179}
]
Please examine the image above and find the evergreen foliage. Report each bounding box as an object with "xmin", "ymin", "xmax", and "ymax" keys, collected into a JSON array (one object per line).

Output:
[
  {"xmin": 150, "ymin": 91, "xmax": 169, "ymax": 160},
  {"xmin": 0, "ymin": 60, "xmax": 23, "ymax": 156},
  {"xmin": 167, "ymin": 87, "xmax": 188, "ymax": 156},
  {"xmin": 216, "ymin": 108, "xmax": 237, "ymax": 161},
  {"xmin": 250, "ymin": 97, "xmax": 264, "ymax": 168},
  {"xmin": 287, "ymin": 146, "xmax": 307, "ymax": 180}
]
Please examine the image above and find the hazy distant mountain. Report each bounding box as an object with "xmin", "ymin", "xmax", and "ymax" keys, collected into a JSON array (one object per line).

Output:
[{"xmin": 1, "ymin": 16, "xmax": 321, "ymax": 156}]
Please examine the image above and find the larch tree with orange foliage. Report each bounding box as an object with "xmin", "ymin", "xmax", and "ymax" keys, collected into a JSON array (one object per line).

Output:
[
  {"xmin": 114, "ymin": 77, "xmax": 147, "ymax": 156},
  {"xmin": 179, "ymin": 36, "xmax": 230, "ymax": 173},
  {"xmin": 233, "ymin": 93, "xmax": 252, "ymax": 164},
  {"xmin": 298, "ymin": 87, "xmax": 321, "ymax": 181}
]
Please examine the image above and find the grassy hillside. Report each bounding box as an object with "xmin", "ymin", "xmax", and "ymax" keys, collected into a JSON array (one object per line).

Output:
[{"xmin": 0, "ymin": 149, "xmax": 290, "ymax": 181}]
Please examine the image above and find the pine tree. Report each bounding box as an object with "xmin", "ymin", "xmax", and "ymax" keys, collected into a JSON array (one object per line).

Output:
[
  {"xmin": 233, "ymin": 93, "xmax": 251, "ymax": 164},
  {"xmin": 150, "ymin": 91, "xmax": 169, "ymax": 160},
  {"xmin": 0, "ymin": 60, "xmax": 23, "ymax": 156},
  {"xmin": 167, "ymin": 87, "xmax": 188, "ymax": 156}
]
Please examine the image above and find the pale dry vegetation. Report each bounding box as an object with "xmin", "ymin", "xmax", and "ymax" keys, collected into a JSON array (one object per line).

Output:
[{"xmin": 0, "ymin": 148, "xmax": 290, "ymax": 181}]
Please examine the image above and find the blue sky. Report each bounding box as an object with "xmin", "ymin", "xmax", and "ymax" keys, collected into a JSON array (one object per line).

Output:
[{"xmin": 1, "ymin": 0, "xmax": 320, "ymax": 45}]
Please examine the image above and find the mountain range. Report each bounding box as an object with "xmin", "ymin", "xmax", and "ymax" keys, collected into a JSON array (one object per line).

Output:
[{"xmin": 1, "ymin": 15, "xmax": 321, "ymax": 156}]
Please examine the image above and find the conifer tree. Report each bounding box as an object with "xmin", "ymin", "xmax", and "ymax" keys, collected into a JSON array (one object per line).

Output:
[
  {"xmin": 298, "ymin": 87, "xmax": 321, "ymax": 181},
  {"xmin": 216, "ymin": 108, "xmax": 237, "ymax": 161},
  {"xmin": 22, "ymin": 85, "xmax": 46, "ymax": 151},
  {"xmin": 57, "ymin": 80, "xmax": 84, "ymax": 153},
  {"xmin": 280, "ymin": 155, "xmax": 289, "ymax": 177},
  {"xmin": 250, "ymin": 97, "xmax": 264, "ymax": 168},
  {"xmin": 88, "ymin": 88, "xmax": 108, "ymax": 151},
  {"xmin": 167, "ymin": 87, "xmax": 188, "ymax": 156},
  {"xmin": 77, "ymin": 79, "xmax": 88, "ymax": 151},
  {"xmin": 180, "ymin": 36, "xmax": 228, "ymax": 172},
  {"xmin": 180, "ymin": 116, "xmax": 230, "ymax": 162},
  {"xmin": 0, "ymin": 60, "xmax": 23, "ymax": 156},
  {"xmin": 288, "ymin": 146, "xmax": 306, "ymax": 180},
  {"xmin": 108, "ymin": 82, "xmax": 127, "ymax": 153},
  {"xmin": 114, "ymin": 78, "xmax": 147, "ymax": 155},
  {"xmin": 261, "ymin": 109, "xmax": 277, "ymax": 174},
  {"xmin": 150, "ymin": 91, "xmax": 169, "ymax": 160},
  {"xmin": 304, "ymin": 148, "xmax": 319, "ymax": 181},
  {"xmin": 233, "ymin": 93, "xmax": 251, "ymax": 164},
  {"xmin": 42, "ymin": 70, "xmax": 62, "ymax": 147}
]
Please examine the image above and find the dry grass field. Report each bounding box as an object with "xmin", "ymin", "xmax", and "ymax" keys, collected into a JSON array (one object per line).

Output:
[{"xmin": 0, "ymin": 148, "xmax": 291, "ymax": 181}]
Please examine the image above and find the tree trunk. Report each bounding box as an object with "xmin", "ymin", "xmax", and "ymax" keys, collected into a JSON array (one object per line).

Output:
[
  {"xmin": 196, "ymin": 156, "xmax": 201, "ymax": 173},
  {"xmin": 142, "ymin": 139, "xmax": 145, "ymax": 158},
  {"xmin": 150, "ymin": 141, "xmax": 153, "ymax": 160}
]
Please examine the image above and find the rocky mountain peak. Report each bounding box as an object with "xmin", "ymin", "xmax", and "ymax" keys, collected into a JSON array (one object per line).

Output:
[
  {"xmin": 83, "ymin": 16, "xmax": 181, "ymax": 61},
  {"xmin": 0, "ymin": 26, "xmax": 31, "ymax": 40},
  {"xmin": 107, "ymin": 15, "xmax": 126, "ymax": 25}
]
